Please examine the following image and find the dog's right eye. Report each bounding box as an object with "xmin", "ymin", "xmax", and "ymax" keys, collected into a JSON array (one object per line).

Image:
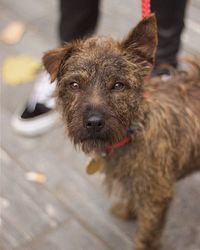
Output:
[
  {"xmin": 111, "ymin": 82, "xmax": 125, "ymax": 91},
  {"xmin": 70, "ymin": 82, "xmax": 80, "ymax": 90}
]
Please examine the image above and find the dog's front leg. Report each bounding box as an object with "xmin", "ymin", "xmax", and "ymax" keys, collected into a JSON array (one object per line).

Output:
[
  {"xmin": 109, "ymin": 179, "xmax": 136, "ymax": 220},
  {"xmin": 111, "ymin": 198, "xmax": 136, "ymax": 220},
  {"xmin": 134, "ymin": 184, "xmax": 173, "ymax": 250}
]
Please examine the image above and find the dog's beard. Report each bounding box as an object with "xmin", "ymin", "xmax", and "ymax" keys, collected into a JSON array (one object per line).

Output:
[
  {"xmin": 81, "ymin": 139, "xmax": 108, "ymax": 154},
  {"xmin": 68, "ymin": 125, "xmax": 126, "ymax": 154}
]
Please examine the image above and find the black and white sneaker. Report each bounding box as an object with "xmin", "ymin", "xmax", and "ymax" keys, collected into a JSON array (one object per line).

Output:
[{"xmin": 11, "ymin": 71, "xmax": 59, "ymax": 136}]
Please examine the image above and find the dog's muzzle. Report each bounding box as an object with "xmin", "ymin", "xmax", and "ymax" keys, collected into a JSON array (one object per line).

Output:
[{"xmin": 84, "ymin": 113, "xmax": 105, "ymax": 133}]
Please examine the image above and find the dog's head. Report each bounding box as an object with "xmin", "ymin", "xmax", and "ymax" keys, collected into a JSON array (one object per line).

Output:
[{"xmin": 43, "ymin": 15, "xmax": 157, "ymax": 153}]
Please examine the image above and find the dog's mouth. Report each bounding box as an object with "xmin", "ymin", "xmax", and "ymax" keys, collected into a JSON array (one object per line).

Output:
[
  {"xmin": 69, "ymin": 118, "xmax": 127, "ymax": 153},
  {"xmin": 80, "ymin": 133, "xmax": 107, "ymax": 141},
  {"xmin": 74, "ymin": 130, "xmax": 113, "ymax": 153},
  {"xmin": 79, "ymin": 138, "xmax": 107, "ymax": 154},
  {"xmin": 80, "ymin": 133, "xmax": 109, "ymax": 146},
  {"xmin": 74, "ymin": 127, "xmax": 127, "ymax": 154}
]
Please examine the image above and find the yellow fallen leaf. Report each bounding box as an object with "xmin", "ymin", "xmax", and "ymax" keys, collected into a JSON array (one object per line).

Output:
[
  {"xmin": 2, "ymin": 55, "xmax": 42, "ymax": 85},
  {"xmin": 0, "ymin": 21, "xmax": 25, "ymax": 44},
  {"xmin": 25, "ymin": 172, "xmax": 47, "ymax": 184}
]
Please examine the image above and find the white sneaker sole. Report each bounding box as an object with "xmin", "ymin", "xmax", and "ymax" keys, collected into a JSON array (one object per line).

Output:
[{"xmin": 11, "ymin": 110, "xmax": 60, "ymax": 137}]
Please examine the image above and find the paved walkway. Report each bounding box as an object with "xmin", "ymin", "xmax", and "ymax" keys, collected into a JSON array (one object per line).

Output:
[{"xmin": 1, "ymin": 0, "xmax": 200, "ymax": 249}]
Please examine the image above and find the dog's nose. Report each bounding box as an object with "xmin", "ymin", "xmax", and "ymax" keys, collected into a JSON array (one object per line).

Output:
[{"xmin": 86, "ymin": 115, "xmax": 105, "ymax": 131}]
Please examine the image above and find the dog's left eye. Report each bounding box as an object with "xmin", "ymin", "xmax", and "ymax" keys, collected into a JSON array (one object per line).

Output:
[
  {"xmin": 70, "ymin": 82, "xmax": 80, "ymax": 90},
  {"xmin": 112, "ymin": 82, "xmax": 125, "ymax": 91}
]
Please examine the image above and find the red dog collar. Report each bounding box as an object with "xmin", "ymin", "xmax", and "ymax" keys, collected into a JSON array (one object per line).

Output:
[{"xmin": 105, "ymin": 135, "xmax": 131, "ymax": 154}]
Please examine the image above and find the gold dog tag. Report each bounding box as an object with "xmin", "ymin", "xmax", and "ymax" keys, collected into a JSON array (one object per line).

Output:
[{"xmin": 86, "ymin": 157, "xmax": 105, "ymax": 175}]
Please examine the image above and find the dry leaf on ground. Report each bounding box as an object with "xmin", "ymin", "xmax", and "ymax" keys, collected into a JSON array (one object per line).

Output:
[
  {"xmin": 2, "ymin": 55, "xmax": 42, "ymax": 85},
  {"xmin": 0, "ymin": 21, "xmax": 25, "ymax": 44},
  {"xmin": 25, "ymin": 172, "xmax": 47, "ymax": 184}
]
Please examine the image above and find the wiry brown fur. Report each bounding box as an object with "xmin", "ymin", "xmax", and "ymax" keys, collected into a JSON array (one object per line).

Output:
[{"xmin": 43, "ymin": 15, "xmax": 200, "ymax": 250}]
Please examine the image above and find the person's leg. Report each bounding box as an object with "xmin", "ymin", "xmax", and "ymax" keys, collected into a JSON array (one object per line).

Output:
[
  {"xmin": 59, "ymin": 0, "xmax": 99, "ymax": 43},
  {"xmin": 12, "ymin": 0, "xmax": 100, "ymax": 136},
  {"xmin": 151, "ymin": 0, "xmax": 188, "ymax": 72}
]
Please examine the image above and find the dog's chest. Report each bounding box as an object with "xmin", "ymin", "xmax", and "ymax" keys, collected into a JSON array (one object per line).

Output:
[{"xmin": 103, "ymin": 142, "xmax": 144, "ymax": 180}]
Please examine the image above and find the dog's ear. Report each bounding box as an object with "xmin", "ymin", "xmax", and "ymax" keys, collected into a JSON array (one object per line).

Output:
[
  {"xmin": 121, "ymin": 14, "xmax": 157, "ymax": 75},
  {"xmin": 42, "ymin": 43, "xmax": 75, "ymax": 82}
]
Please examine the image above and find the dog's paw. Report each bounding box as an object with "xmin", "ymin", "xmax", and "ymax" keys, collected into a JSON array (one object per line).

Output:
[
  {"xmin": 111, "ymin": 203, "xmax": 136, "ymax": 220},
  {"xmin": 135, "ymin": 237, "xmax": 161, "ymax": 250}
]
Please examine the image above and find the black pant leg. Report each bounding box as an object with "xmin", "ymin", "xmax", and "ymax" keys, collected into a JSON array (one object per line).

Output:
[
  {"xmin": 59, "ymin": 0, "xmax": 100, "ymax": 44},
  {"xmin": 151, "ymin": 0, "xmax": 188, "ymax": 67}
]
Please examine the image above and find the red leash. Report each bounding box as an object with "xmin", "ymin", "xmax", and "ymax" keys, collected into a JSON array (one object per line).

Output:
[
  {"xmin": 141, "ymin": 0, "xmax": 152, "ymax": 83},
  {"xmin": 103, "ymin": 1, "xmax": 151, "ymax": 155},
  {"xmin": 141, "ymin": 0, "xmax": 151, "ymax": 18}
]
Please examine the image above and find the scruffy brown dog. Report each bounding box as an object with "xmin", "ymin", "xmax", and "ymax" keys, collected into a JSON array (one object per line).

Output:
[{"xmin": 43, "ymin": 15, "xmax": 200, "ymax": 250}]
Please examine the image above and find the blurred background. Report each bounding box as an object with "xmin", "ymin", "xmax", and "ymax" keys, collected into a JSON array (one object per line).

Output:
[{"xmin": 0, "ymin": 0, "xmax": 200, "ymax": 250}]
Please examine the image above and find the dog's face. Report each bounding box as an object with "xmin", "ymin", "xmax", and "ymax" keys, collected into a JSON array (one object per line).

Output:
[{"xmin": 43, "ymin": 15, "xmax": 157, "ymax": 153}]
